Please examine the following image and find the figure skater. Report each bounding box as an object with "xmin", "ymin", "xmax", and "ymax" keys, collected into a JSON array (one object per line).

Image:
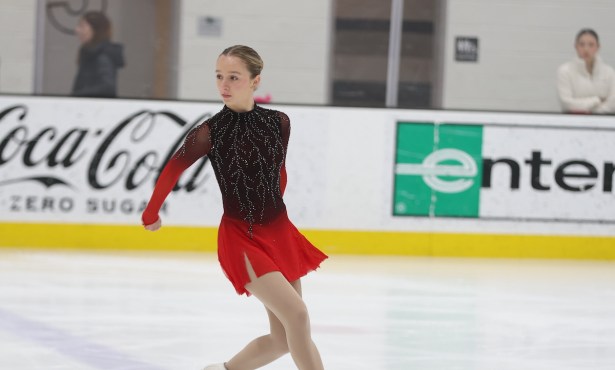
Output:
[{"xmin": 141, "ymin": 45, "xmax": 328, "ymax": 370}]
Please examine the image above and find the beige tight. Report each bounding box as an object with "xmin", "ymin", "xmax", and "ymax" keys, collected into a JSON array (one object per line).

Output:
[{"xmin": 223, "ymin": 256, "xmax": 324, "ymax": 370}]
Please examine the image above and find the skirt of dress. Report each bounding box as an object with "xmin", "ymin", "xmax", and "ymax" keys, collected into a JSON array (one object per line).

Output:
[{"xmin": 217, "ymin": 210, "xmax": 328, "ymax": 296}]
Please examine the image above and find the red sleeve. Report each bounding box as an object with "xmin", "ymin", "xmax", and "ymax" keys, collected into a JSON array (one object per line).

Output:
[{"xmin": 141, "ymin": 122, "xmax": 211, "ymax": 225}]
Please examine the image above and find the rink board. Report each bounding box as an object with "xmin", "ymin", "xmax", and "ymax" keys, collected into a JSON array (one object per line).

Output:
[
  {"xmin": 0, "ymin": 95, "xmax": 614, "ymax": 258},
  {"xmin": 1, "ymin": 223, "xmax": 614, "ymax": 260}
]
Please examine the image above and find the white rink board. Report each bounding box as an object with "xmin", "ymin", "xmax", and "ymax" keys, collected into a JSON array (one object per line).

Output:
[{"xmin": 0, "ymin": 95, "xmax": 613, "ymax": 236}]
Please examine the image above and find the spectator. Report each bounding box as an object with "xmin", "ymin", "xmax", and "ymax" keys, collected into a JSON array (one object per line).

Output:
[
  {"xmin": 72, "ymin": 11, "xmax": 124, "ymax": 98},
  {"xmin": 557, "ymin": 28, "xmax": 615, "ymax": 114}
]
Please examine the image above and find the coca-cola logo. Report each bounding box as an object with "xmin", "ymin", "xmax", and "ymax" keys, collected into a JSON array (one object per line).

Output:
[{"xmin": 0, "ymin": 104, "xmax": 212, "ymax": 193}]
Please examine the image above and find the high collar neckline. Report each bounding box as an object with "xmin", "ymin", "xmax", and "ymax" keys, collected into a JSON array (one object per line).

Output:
[{"xmin": 223, "ymin": 103, "xmax": 258, "ymax": 116}]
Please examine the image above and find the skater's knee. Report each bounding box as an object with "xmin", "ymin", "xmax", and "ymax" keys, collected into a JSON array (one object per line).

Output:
[
  {"xmin": 286, "ymin": 302, "xmax": 310, "ymax": 330},
  {"xmin": 269, "ymin": 333, "xmax": 289, "ymax": 356}
]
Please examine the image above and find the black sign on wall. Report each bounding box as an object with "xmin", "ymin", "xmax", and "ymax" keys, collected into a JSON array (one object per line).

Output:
[{"xmin": 455, "ymin": 37, "xmax": 479, "ymax": 62}]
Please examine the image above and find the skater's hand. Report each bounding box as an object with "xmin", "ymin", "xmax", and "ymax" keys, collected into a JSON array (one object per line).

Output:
[{"xmin": 143, "ymin": 217, "xmax": 162, "ymax": 231}]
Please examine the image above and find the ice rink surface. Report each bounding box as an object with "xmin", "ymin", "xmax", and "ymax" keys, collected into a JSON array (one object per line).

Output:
[{"xmin": 0, "ymin": 249, "xmax": 614, "ymax": 370}]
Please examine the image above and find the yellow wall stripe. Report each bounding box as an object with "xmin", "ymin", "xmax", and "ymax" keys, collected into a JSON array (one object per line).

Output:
[{"xmin": 1, "ymin": 223, "xmax": 614, "ymax": 260}]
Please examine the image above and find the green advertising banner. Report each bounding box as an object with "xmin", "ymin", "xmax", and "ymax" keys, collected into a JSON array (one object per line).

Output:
[{"xmin": 394, "ymin": 122, "xmax": 483, "ymax": 217}]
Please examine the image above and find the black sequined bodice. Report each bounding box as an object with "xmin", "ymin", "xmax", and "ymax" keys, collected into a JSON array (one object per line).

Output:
[
  {"xmin": 141, "ymin": 104, "xmax": 291, "ymax": 232},
  {"xmin": 207, "ymin": 105, "xmax": 288, "ymax": 226}
]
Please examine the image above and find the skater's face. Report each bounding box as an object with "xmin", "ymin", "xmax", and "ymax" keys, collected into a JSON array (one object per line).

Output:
[
  {"xmin": 575, "ymin": 33, "xmax": 599, "ymax": 63},
  {"xmin": 216, "ymin": 55, "xmax": 260, "ymax": 111}
]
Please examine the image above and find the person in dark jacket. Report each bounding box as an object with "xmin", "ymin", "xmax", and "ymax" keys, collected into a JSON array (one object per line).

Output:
[{"xmin": 72, "ymin": 11, "xmax": 124, "ymax": 98}]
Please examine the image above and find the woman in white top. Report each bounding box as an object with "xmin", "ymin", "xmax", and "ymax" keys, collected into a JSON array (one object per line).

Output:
[{"xmin": 557, "ymin": 29, "xmax": 615, "ymax": 114}]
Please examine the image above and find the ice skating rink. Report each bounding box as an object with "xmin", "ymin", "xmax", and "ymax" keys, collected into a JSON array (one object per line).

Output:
[{"xmin": 0, "ymin": 248, "xmax": 614, "ymax": 370}]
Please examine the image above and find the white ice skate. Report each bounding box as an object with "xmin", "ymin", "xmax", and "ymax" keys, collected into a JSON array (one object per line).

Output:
[{"xmin": 203, "ymin": 364, "xmax": 227, "ymax": 370}]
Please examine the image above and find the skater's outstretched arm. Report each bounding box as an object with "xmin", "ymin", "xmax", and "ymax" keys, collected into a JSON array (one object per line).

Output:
[{"xmin": 142, "ymin": 122, "xmax": 211, "ymax": 230}]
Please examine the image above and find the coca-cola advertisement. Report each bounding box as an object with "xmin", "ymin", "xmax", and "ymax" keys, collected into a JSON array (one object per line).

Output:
[{"xmin": 0, "ymin": 96, "xmax": 224, "ymax": 225}]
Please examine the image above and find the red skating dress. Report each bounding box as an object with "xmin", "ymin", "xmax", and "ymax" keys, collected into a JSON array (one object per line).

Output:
[{"xmin": 142, "ymin": 104, "xmax": 328, "ymax": 295}]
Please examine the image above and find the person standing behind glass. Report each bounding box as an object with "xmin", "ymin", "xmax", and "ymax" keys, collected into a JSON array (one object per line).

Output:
[
  {"xmin": 72, "ymin": 11, "xmax": 125, "ymax": 98},
  {"xmin": 557, "ymin": 29, "xmax": 615, "ymax": 114}
]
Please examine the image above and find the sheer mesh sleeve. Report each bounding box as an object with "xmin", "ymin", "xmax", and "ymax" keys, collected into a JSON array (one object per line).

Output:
[
  {"xmin": 141, "ymin": 122, "xmax": 212, "ymax": 225},
  {"xmin": 278, "ymin": 112, "xmax": 290, "ymax": 196},
  {"xmin": 278, "ymin": 111, "xmax": 290, "ymax": 150}
]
